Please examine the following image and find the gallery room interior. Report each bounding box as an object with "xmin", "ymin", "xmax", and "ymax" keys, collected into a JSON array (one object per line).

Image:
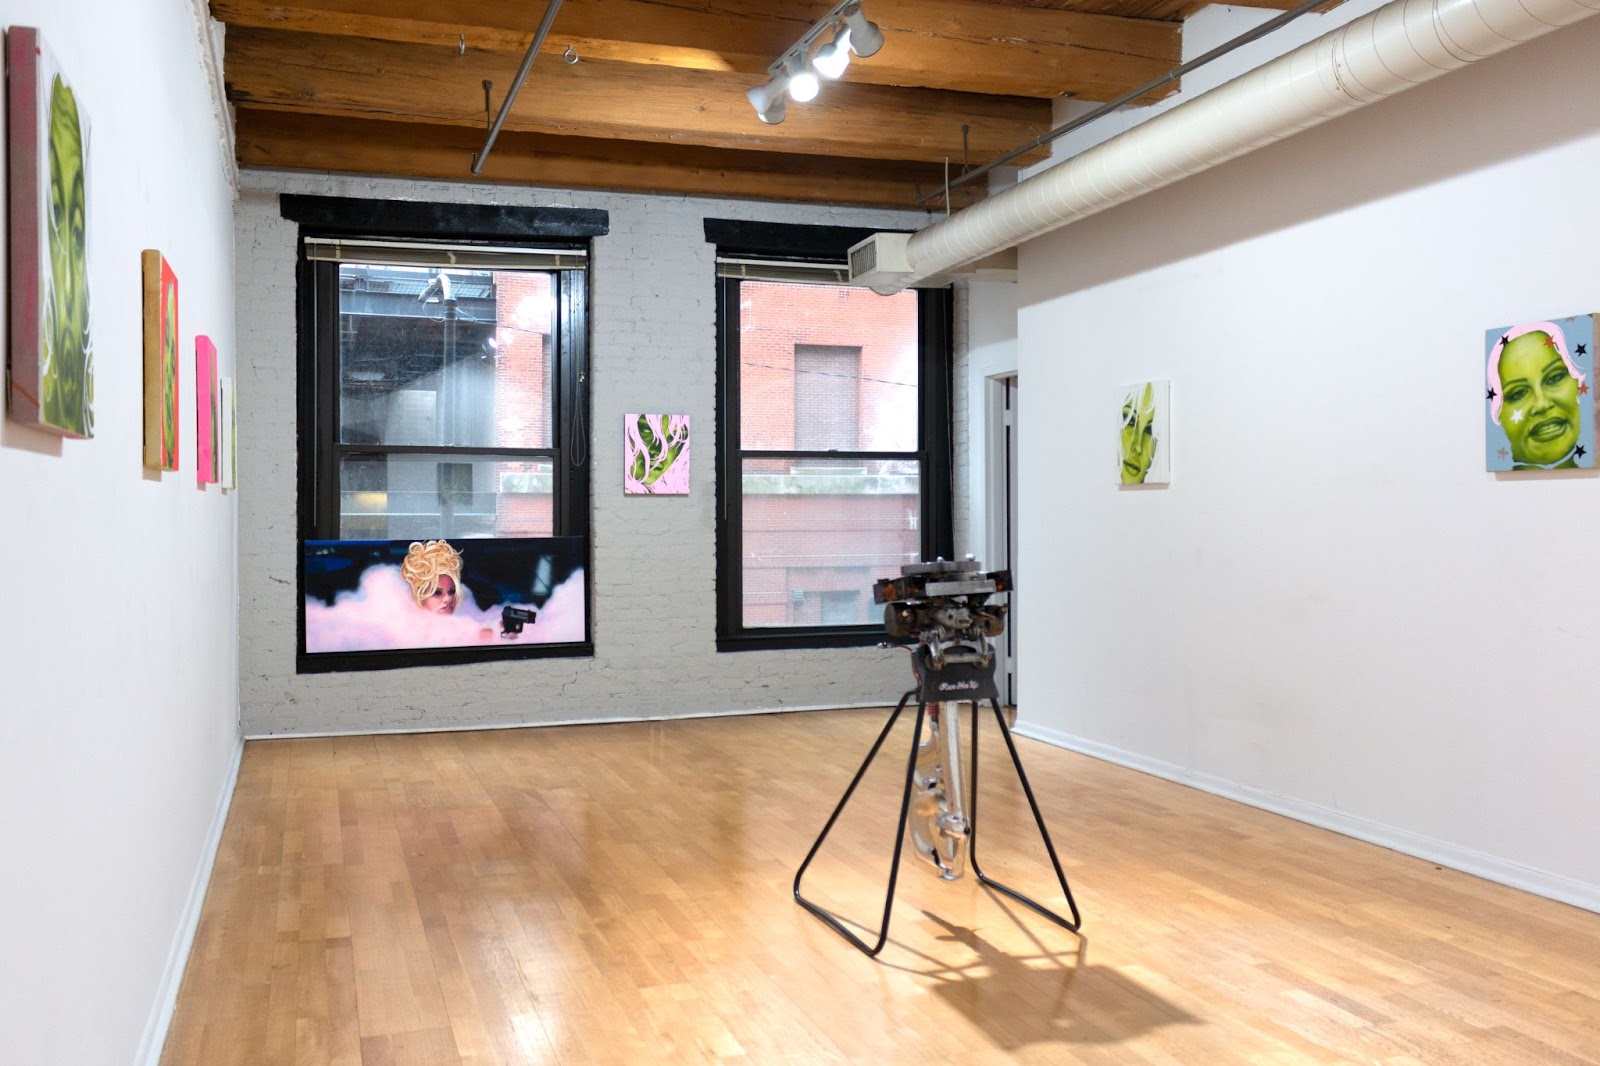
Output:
[{"xmin": 3, "ymin": 0, "xmax": 1599, "ymax": 1062}]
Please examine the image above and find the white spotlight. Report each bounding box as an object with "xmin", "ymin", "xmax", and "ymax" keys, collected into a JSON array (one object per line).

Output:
[
  {"xmin": 746, "ymin": 77, "xmax": 788, "ymax": 124},
  {"xmin": 813, "ymin": 28, "xmax": 851, "ymax": 79},
  {"xmin": 788, "ymin": 68, "xmax": 820, "ymax": 103},
  {"xmin": 841, "ymin": 2, "xmax": 883, "ymax": 58}
]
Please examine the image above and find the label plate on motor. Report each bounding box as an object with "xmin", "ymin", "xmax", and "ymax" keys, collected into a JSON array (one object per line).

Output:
[{"xmin": 912, "ymin": 647, "xmax": 1000, "ymax": 703}]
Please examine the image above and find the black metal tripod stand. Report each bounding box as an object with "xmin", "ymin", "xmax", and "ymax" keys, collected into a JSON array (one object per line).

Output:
[{"xmin": 793, "ymin": 690, "xmax": 1083, "ymax": 958}]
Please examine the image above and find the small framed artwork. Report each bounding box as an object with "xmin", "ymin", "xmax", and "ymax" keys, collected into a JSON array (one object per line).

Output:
[
  {"xmin": 7, "ymin": 27, "xmax": 93, "ymax": 438},
  {"xmin": 1484, "ymin": 315, "xmax": 1596, "ymax": 471},
  {"xmin": 218, "ymin": 376, "xmax": 236, "ymax": 490},
  {"xmin": 196, "ymin": 335, "xmax": 219, "ymax": 486},
  {"xmin": 624, "ymin": 413, "xmax": 690, "ymax": 495},
  {"xmin": 141, "ymin": 250, "xmax": 179, "ymax": 470},
  {"xmin": 1118, "ymin": 380, "xmax": 1170, "ymax": 485}
]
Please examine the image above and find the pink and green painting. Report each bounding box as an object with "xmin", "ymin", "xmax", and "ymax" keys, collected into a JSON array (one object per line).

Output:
[
  {"xmin": 142, "ymin": 251, "xmax": 179, "ymax": 469},
  {"xmin": 7, "ymin": 27, "xmax": 93, "ymax": 438},
  {"xmin": 196, "ymin": 335, "xmax": 218, "ymax": 486},
  {"xmin": 625, "ymin": 413, "xmax": 690, "ymax": 495}
]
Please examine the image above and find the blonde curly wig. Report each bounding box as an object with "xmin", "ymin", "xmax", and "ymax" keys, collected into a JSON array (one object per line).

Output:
[{"xmin": 400, "ymin": 540, "xmax": 463, "ymax": 608}]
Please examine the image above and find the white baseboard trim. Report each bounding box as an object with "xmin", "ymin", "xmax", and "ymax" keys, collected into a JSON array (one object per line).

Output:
[
  {"xmin": 243, "ymin": 700, "xmax": 893, "ymax": 741},
  {"xmin": 136, "ymin": 736, "xmax": 246, "ymax": 1066},
  {"xmin": 1013, "ymin": 721, "xmax": 1600, "ymax": 916}
]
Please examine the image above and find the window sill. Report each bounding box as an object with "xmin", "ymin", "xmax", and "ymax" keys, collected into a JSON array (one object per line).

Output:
[
  {"xmin": 716, "ymin": 628, "xmax": 892, "ymax": 653},
  {"xmin": 297, "ymin": 642, "xmax": 594, "ymax": 674}
]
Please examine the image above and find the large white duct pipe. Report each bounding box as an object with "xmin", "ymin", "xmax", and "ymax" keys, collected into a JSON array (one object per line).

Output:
[{"xmin": 892, "ymin": 0, "xmax": 1600, "ymax": 291}]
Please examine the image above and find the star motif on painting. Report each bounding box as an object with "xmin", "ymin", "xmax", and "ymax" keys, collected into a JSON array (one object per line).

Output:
[
  {"xmin": 1501, "ymin": 334, "xmax": 1513, "ymax": 348},
  {"xmin": 1578, "ymin": 343, "xmax": 1589, "ymax": 357},
  {"xmin": 1487, "ymin": 388, "xmax": 1497, "ymax": 401},
  {"xmin": 1581, "ymin": 383, "xmax": 1590, "ymax": 396},
  {"xmin": 1577, "ymin": 446, "xmax": 1588, "ymax": 459},
  {"xmin": 1511, "ymin": 409, "xmax": 1526, "ymax": 423},
  {"xmin": 1498, "ymin": 447, "xmax": 1509, "ymax": 459}
]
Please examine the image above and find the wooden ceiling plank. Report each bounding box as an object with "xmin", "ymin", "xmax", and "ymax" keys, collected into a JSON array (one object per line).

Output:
[
  {"xmin": 234, "ymin": 108, "xmax": 980, "ymax": 208},
  {"xmin": 209, "ymin": 0, "xmax": 1180, "ymax": 101},
  {"xmin": 224, "ymin": 28, "xmax": 1054, "ymax": 164}
]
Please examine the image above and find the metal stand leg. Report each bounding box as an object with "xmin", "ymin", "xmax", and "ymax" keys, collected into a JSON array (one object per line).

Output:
[
  {"xmin": 795, "ymin": 695, "xmax": 1083, "ymax": 956},
  {"xmin": 793, "ymin": 691, "xmax": 927, "ymax": 958},
  {"xmin": 968, "ymin": 698, "xmax": 1082, "ymax": 932}
]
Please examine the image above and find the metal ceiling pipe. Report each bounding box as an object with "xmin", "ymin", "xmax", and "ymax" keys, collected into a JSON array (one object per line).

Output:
[
  {"xmin": 886, "ymin": 0, "xmax": 1600, "ymax": 292},
  {"xmin": 472, "ymin": 0, "xmax": 565, "ymax": 174}
]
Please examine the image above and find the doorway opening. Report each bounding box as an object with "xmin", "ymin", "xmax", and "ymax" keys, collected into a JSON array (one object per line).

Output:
[{"xmin": 985, "ymin": 374, "xmax": 1018, "ymax": 707}]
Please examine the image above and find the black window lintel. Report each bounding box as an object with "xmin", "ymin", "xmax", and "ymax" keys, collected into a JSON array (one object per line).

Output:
[{"xmin": 282, "ymin": 194, "xmax": 609, "ymax": 241}]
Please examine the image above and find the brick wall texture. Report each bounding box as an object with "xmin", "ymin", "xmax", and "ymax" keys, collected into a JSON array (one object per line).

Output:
[{"xmin": 235, "ymin": 172, "xmax": 944, "ymax": 736}]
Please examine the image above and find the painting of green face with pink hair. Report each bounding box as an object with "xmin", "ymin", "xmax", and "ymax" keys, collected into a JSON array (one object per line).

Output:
[{"xmin": 1485, "ymin": 316, "xmax": 1596, "ymax": 471}]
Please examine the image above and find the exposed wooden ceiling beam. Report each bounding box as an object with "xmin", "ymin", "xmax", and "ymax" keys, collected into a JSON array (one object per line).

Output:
[
  {"xmin": 209, "ymin": 0, "xmax": 1180, "ymax": 101},
  {"xmin": 224, "ymin": 28, "xmax": 1055, "ymax": 165},
  {"xmin": 235, "ymin": 108, "xmax": 980, "ymax": 208}
]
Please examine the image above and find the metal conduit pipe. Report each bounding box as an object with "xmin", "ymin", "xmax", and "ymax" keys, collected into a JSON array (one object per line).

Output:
[{"xmin": 886, "ymin": 0, "xmax": 1600, "ymax": 292}]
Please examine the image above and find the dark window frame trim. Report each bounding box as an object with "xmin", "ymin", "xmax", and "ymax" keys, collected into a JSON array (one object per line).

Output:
[
  {"xmin": 289, "ymin": 195, "xmax": 600, "ymax": 673},
  {"xmin": 711, "ymin": 221, "xmax": 953, "ymax": 653},
  {"xmin": 282, "ymin": 194, "xmax": 609, "ymax": 241}
]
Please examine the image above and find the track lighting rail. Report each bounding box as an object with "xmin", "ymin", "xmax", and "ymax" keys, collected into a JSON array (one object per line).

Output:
[{"xmin": 745, "ymin": 1, "xmax": 883, "ymax": 125}]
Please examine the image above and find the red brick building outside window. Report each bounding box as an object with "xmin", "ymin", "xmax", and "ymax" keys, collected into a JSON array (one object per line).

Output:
[{"xmin": 728, "ymin": 279, "xmax": 942, "ymax": 633}]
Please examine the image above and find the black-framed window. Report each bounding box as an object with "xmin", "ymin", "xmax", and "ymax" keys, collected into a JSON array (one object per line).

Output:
[
  {"xmin": 285, "ymin": 195, "xmax": 605, "ymax": 672},
  {"xmin": 710, "ymin": 219, "xmax": 952, "ymax": 652}
]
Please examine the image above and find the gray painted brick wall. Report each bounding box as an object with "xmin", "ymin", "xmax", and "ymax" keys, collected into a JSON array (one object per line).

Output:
[{"xmin": 236, "ymin": 171, "xmax": 948, "ymax": 736}]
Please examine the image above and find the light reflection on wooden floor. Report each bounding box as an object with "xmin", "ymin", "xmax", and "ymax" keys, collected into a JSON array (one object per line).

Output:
[{"xmin": 160, "ymin": 708, "xmax": 1600, "ymax": 1065}]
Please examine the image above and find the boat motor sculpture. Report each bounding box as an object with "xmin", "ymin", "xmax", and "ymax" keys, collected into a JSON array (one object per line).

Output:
[
  {"xmin": 876, "ymin": 557, "xmax": 1009, "ymax": 881},
  {"xmin": 793, "ymin": 556, "xmax": 1082, "ymax": 958}
]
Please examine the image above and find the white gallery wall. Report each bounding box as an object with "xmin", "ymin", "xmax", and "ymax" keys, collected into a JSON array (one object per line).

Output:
[
  {"xmin": 1009, "ymin": 16, "xmax": 1600, "ymax": 909},
  {"xmin": 0, "ymin": 2, "xmax": 240, "ymax": 1065},
  {"xmin": 235, "ymin": 172, "xmax": 931, "ymax": 736},
  {"xmin": 952, "ymin": 280, "xmax": 1019, "ymax": 569}
]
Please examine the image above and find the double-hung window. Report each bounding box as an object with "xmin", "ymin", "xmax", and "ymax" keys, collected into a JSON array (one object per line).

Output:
[
  {"xmin": 711, "ymin": 220, "xmax": 952, "ymax": 650},
  {"xmin": 287, "ymin": 196, "xmax": 602, "ymax": 671}
]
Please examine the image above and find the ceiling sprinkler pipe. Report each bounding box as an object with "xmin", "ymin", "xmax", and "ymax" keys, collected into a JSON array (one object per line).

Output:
[{"xmin": 883, "ymin": 0, "xmax": 1600, "ymax": 292}]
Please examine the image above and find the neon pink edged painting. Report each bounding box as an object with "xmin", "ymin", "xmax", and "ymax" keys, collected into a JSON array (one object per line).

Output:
[{"xmin": 196, "ymin": 335, "xmax": 218, "ymax": 486}]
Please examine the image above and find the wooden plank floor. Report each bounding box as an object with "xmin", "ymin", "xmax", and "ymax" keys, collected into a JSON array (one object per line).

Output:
[{"xmin": 160, "ymin": 708, "xmax": 1600, "ymax": 1065}]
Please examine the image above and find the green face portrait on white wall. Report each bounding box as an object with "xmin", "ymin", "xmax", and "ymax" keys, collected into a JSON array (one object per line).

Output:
[
  {"xmin": 1485, "ymin": 317, "xmax": 1595, "ymax": 472},
  {"xmin": 6, "ymin": 29, "xmax": 94, "ymax": 439},
  {"xmin": 1498, "ymin": 333, "xmax": 1579, "ymax": 465},
  {"xmin": 44, "ymin": 71, "xmax": 92, "ymax": 438},
  {"xmin": 1119, "ymin": 380, "xmax": 1170, "ymax": 485}
]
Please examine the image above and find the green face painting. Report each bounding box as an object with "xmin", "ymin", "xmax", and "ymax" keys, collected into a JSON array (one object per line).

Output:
[
  {"xmin": 1497, "ymin": 332, "xmax": 1580, "ymax": 468},
  {"xmin": 1120, "ymin": 382, "xmax": 1157, "ymax": 484},
  {"xmin": 163, "ymin": 276, "xmax": 178, "ymax": 464},
  {"xmin": 44, "ymin": 73, "xmax": 91, "ymax": 436}
]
